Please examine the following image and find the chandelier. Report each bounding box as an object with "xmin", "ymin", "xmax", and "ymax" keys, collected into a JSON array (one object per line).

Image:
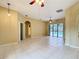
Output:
[
  {"xmin": 29, "ymin": 0, "xmax": 44, "ymax": 7},
  {"xmin": 49, "ymin": 17, "xmax": 52, "ymax": 24}
]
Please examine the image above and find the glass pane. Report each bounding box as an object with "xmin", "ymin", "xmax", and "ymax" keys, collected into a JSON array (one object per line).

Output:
[
  {"xmin": 58, "ymin": 23, "xmax": 63, "ymax": 38},
  {"xmin": 49, "ymin": 24, "xmax": 53, "ymax": 36},
  {"xmin": 53, "ymin": 24, "xmax": 57, "ymax": 37}
]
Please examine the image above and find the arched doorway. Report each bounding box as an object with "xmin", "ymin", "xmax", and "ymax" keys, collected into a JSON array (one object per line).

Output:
[{"xmin": 25, "ymin": 21, "xmax": 31, "ymax": 38}]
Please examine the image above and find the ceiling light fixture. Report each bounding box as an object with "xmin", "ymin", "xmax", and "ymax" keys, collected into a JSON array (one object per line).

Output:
[
  {"xmin": 7, "ymin": 3, "xmax": 11, "ymax": 16},
  {"xmin": 49, "ymin": 17, "xmax": 52, "ymax": 24},
  {"xmin": 29, "ymin": 0, "xmax": 44, "ymax": 7}
]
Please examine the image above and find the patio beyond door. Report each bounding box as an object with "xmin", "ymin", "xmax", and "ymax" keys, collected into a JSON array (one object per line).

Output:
[{"xmin": 49, "ymin": 23, "xmax": 64, "ymax": 38}]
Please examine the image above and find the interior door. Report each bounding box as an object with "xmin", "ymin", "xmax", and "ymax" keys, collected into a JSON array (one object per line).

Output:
[{"xmin": 58, "ymin": 23, "xmax": 64, "ymax": 38}]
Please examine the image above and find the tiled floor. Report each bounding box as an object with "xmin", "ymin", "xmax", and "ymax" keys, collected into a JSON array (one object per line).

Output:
[{"xmin": 0, "ymin": 36, "xmax": 79, "ymax": 59}]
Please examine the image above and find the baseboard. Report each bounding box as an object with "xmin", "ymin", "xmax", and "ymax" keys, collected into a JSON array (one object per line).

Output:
[
  {"xmin": 31, "ymin": 36, "xmax": 46, "ymax": 38},
  {"xmin": 65, "ymin": 43, "xmax": 79, "ymax": 49},
  {"xmin": 0, "ymin": 42, "xmax": 18, "ymax": 47}
]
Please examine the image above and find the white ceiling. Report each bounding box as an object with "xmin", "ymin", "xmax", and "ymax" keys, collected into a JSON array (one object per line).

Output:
[{"xmin": 0, "ymin": 0, "xmax": 79, "ymax": 21}]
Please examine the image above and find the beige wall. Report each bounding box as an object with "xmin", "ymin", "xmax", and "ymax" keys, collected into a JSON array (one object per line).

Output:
[
  {"xmin": 0, "ymin": 6, "xmax": 19, "ymax": 45},
  {"xmin": 24, "ymin": 17, "xmax": 47, "ymax": 37},
  {"xmin": 65, "ymin": 2, "xmax": 79, "ymax": 47},
  {"xmin": 31, "ymin": 19, "xmax": 46, "ymax": 36}
]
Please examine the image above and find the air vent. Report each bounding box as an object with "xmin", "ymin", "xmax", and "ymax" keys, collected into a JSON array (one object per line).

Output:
[{"xmin": 56, "ymin": 9, "xmax": 63, "ymax": 13}]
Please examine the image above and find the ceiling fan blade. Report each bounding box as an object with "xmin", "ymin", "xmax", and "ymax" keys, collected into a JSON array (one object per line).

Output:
[
  {"xmin": 29, "ymin": 0, "xmax": 35, "ymax": 5},
  {"xmin": 41, "ymin": 2, "xmax": 44, "ymax": 7}
]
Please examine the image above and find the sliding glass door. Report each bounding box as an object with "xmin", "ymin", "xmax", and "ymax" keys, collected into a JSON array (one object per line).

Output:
[
  {"xmin": 53, "ymin": 24, "xmax": 58, "ymax": 37},
  {"xmin": 49, "ymin": 23, "xmax": 64, "ymax": 38},
  {"xmin": 58, "ymin": 23, "xmax": 63, "ymax": 38}
]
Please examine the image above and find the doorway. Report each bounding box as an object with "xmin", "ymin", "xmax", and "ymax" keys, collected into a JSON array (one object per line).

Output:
[
  {"xmin": 20, "ymin": 23, "xmax": 23, "ymax": 41},
  {"xmin": 25, "ymin": 21, "xmax": 31, "ymax": 38}
]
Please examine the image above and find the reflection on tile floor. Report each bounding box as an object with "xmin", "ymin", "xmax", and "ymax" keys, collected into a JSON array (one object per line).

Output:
[
  {"xmin": 0, "ymin": 36, "xmax": 79, "ymax": 59},
  {"xmin": 49, "ymin": 36, "xmax": 64, "ymax": 47}
]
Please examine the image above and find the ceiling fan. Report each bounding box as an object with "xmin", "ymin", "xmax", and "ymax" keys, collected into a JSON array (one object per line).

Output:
[{"xmin": 29, "ymin": 0, "xmax": 44, "ymax": 7}]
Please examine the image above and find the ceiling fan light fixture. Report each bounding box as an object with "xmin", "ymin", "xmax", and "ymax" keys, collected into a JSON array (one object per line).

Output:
[
  {"xmin": 36, "ymin": 0, "xmax": 40, "ymax": 4},
  {"xmin": 29, "ymin": 0, "xmax": 45, "ymax": 7},
  {"xmin": 42, "ymin": 0, "xmax": 44, "ymax": 2}
]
